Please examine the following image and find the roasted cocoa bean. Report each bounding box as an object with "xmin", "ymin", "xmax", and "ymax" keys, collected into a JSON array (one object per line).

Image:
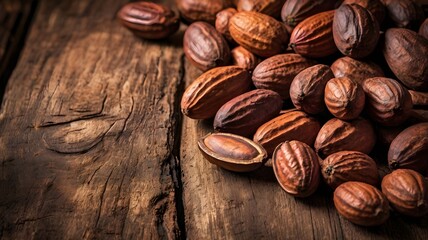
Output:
[
  {"xmin": 334, "ymin": 181, "xmax": 390, "ymax": 226},
  {"xmin": 324, "ymin": 77, "xmax": 365, "ymax": 120},
  {"xmin": 181, "ymin": 66, "xmax": 251, "ymax": 119},
  {"xmin": 290, "ymin": 64, "xmax": 334, "ymax": 115},
  {"xmin": 381, "ymin": 169, "xmax": 428, "ymax": 217},
  {"xmin": 117, "ymin": 2, "xmax": 180, "ymax": 39},
  {"xmin": 183, "ymin": 22, "xmax": 231, "ymax": 71},
  {"xmin": 254, "ymin": 110, "xmax": 321, "ymax": 156},
  {"xmin": 315, "ymin": 117, "xmax": 376, "ymax": 157},
  {"xmin": 362, "ymin": 77, "xmax": 413, "ymax": 126},
  {"xmin": 333, "ymin": 4, "xmax": 380, "ymax": 59},
  {"xmin": 388, "ymin": 123, "xmax": 428, "ymax": 174},
  {"xmin": 229, "ymin": 11, "xmax": 289, "ymax": 57},
  {"xmin": 252, "ymin": 54, "xmax": 316, "ymax": 99},
  {"xmin": 289, "ymin": 10, "xmax": 337, "ymax": 58},
  {"xmin": 321, "ymin": 151, "xmax": 379, "ymax": 189},
  {"xmin": 273, "ymin": 140, "xmax": 320, "ymax": 197},
  {"xmin": 214, "ymin": 89, "xmax": 282, "ymax": 137},
  {"xmin": 383, "ymin": 28, "xmax": 428, "ymax": 91},
  {"xmin": 330, "ymin": 57, "xmax": 384, "ymax": 85}
]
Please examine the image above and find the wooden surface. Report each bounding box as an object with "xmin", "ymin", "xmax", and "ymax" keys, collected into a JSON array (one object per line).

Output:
[
  {"xmin": 0, "ymin": 0, "xmax": 427, "ymax": 239},
  {"xmin": 0, "ymin": 0, "xmax": 185, "ymax": 238}
]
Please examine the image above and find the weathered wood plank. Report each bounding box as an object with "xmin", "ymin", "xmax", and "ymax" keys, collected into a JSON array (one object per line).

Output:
[
  {"xmin": 180, "ymin": 64, "xmax": 428, "ymax": 239},
  {"xmin": 0, "ymin": 0, "xmax": 36, "ymax": 100},
  {"xmin": 2, "ymin": 0, "xmax": 428, "ymax": 238},
  {"xmin": 0, "ymin": 0, "xmax": 185, "ymax": 239}
]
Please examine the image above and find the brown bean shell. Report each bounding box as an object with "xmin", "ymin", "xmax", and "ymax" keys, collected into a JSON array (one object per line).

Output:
[
  {"xmin": 341, "ymin": 0, "xmax": 385, "ymax": 25},
  {"xmin": 215, "ymin": 8, "xmax": 237, "ymax": 43},
  {"xmin": 381, "ymin": 169, "xmax": 428, "ymax": 217},
  {"xmin": 181, "ymin": 66, "xmax": 251, "ymax": 119},
  {"xmin": 334, "ymin": 181, "xmax": 389, "ymax": 226},
  {"xmin": 231, "ymin": 46, "xmax": 260, "ymax": 71},
  {"xmin": 382, "ymin": 0, "xmax": 424, "ymax": 29},
  {"xmin": 290, "ymin": 64, "xmax": 334, "ymax": 115},
  {"xmin": 289, "ymin": 10, "xmax": 337, "ymax": 58},
  {"xmin": 183, "ymin": 22, "xmax": 231, "ymax": 71},
  {"xmin": 420, "ymin": 18, "xmax": 428, "ymax": 40},
  {"xmin": 409, "ymin": 90, "xmax": 428, "ymax": 108},
  {"xmin": 254, "ymin": 110, "xmax": 321, "ymax": 156},
  {"xmin": 333, "ymin": 4, "xmax": 380, "ymax": 59},
  {"xmin": 117, "ymin": 2, "xmax": 180, "ymax": 39},
  {"xmin": 362, "ymin": 77, "xmax": 413, "ymax": 126},
  {"xmin": 273, "ymin": 140, "xmax": 320, "ymax": 197},
  {"xmin": 229, "ymin": 11, "xmax": 289, "ymax": 57},
  {"xmin": 281, "ymin": 0, "xmax": 338, "ymax": 29},
  {"xmin": 252, "ymin": 54, "xmax": 317, "ymax": 99},
  {"xmin": 198, "ymin": 133, "xmax": 267, "ymax": 172},
  {"xmin": 324, "ymin": 77, "xmax": 365, "ymax": 120},
  {"xmin": 388, "ymin": 123, "xmax": 428, "ymax": 174},
  {"xmin": 315, "ymin": 117, "xmax": 376, "ymax": 158},
  {"xmin": 236, "ymin": 0, "xmax": 286, "ymax": 18},
  {"xmin": 330, "ymin": 57, "xmax": 384, "ymax": 85},
  {"xmin": 383, "ymin": 28, "xmax": 428, "ymax": 91},
  {"xmin": 322, "ymin": 151, "xmax": 379, "ymax": 189},
  {"xmin": 176, "ymin": 0, "xmax": 232, "ymax": 24},
  {"xmin": 214, "ymin": 89, "xmax": 283, "ymax": 137}
]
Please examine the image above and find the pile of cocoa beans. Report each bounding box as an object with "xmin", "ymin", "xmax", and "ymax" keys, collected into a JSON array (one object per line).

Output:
[{"xmin": 117, "ymin": 0, "xmax": 428, "ymax": 227}]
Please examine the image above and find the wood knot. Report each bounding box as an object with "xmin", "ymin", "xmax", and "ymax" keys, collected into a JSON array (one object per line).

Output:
[{"xmin": 42, "ymin": 119, "xmax": 113, "ymax": 154}]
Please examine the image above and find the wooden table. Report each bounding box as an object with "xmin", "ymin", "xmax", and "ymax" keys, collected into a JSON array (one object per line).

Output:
[{"xmin": 1, "ymin": 0, "xmax": 427, "ymax": 239}]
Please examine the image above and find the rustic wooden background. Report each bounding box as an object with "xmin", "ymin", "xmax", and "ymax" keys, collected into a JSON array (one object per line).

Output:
[{"xmin": 1, "ymin": 0, "xmax": 427, "ymax": 239}]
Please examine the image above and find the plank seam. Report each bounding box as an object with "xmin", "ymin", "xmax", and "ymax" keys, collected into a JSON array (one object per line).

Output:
[{"xmin": 169, "ymin": 52, "xmax": 187, "ymax": 240}]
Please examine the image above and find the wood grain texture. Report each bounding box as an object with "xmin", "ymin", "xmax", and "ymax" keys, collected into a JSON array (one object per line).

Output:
[
  {"xmin": 1, "ymin": 0, "xmax": 428, "ymax": 239},
  {"xmin": 180, "ymin": 66, "xmax": 428, "ymax": 239},
  {"xmin": 0, "ymin": 0, "xmax": 185, "ymax": 239}
]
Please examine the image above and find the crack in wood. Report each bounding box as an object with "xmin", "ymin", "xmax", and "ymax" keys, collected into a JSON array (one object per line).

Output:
[
  {"xmin": 87, "ymin": 161, "xmax": 105, "ymax": 185},
  {"xmin": 15, "ymin": 215, "xmax": 53, "ymax": 225},
  {"xmin": 116, "ymin": 96, "xmax": 134, "ymax": 140},
  {"xmin": 95, "ymin": 167, "xmax": 114, "ymax": 229},
  {"xmin": 37, "ymin": 113, "xmax": 106, "ymax": 128}
]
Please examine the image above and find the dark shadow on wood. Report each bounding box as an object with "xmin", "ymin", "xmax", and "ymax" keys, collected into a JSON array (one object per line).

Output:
[{"xmin": 0, "ymin": 0, "xmax": 38, "ymax": 106}]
